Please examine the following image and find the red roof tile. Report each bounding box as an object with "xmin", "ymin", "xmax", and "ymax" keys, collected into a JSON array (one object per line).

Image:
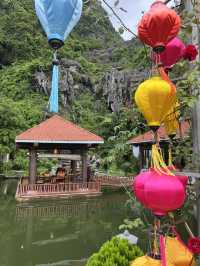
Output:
[
  {"xmin": 128, "ymin": 121, "xmax": 190, "ymax": 144},
  {"xmin": 16, "ymin": 115, "xmax": 104, "ymax": 144}
]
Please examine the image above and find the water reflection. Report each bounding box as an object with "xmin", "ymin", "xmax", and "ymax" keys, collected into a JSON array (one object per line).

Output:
[{"xmin": 0, "ymin": 180, "xmax": 131, "ymax": 266}]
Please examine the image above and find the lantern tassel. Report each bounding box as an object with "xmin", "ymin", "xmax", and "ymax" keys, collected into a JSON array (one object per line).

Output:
[
  {"xmin": 168, "ymin": 145, "xmax": 175, "ymax": 170},
  {"xmin": 151, "ymin": 144, "xmax": 174, "ymax": 175},
  {"xmin": 50, "ymin": 51, "xmax": 59, "ymax": 113}
]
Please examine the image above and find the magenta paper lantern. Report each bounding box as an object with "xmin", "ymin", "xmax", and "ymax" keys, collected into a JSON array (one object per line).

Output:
[
  {"xmin": 168, "ymin": 166, "xmax": 188, "ymax": 188},
  {"xmin": 133, "ymin": 169, "xmax": 186, "ymax": 216},
  {"xmin": 177, "ymin": 175, "xmax": 188, "ymax": 188},
  {"xmin": 154, "ymin": 37, "xmax": 198, "ymax": 69},
  {"xmin": 133, "ymin": 171, "xmax": 150, "ymax": 206},
  {"xmin": 159, "ymin": 37, "xmax": 185, "ymax": 68}
]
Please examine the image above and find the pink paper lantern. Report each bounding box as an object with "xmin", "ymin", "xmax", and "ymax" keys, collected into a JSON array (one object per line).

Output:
[
  {"xmin": 168, "ymin": 166, "xmax": 188, "ymax": 188},
  {"xmin": 154, "ymin": 37, "xmax": 198, "ymax": 69},
  {"xmin": 159, "ymin": 37, "xmax": 185, "ymax": 68},
  {"xmin": 133, "ymin": 169, "xmax": 186, "ymax": 216},
  {"xmin": 177, "ymin": 175, "xmax": 188, "ymax": 188},
  {"xmin": 133, "ymin": 170, "xmax": 150, "ymax": 206}
]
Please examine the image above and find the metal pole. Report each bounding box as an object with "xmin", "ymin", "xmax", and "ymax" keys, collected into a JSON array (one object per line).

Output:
[{"xmin": 184, "ymin": 0, "xmax": 200, "ymax": 234}]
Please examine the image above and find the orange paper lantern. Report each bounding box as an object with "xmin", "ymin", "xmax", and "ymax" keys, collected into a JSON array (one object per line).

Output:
[{"xmin": 138, "ymin": 1, "xmax": 181, "ymax": 53}]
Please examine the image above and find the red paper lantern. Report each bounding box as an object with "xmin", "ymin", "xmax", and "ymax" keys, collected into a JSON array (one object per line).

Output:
[
  {"xmin": 183, "ymin": 44, "xmax": 198, "ymax": 61},
  {"xmin": 188, "ymin": 237, "xmax": 200, "ymax": 254},
  {"xmin": 133, "ymin": 169, "xmax": 186, "ymax": 216},
  {"xmin": 138, "ymin": 1, "xmax": 181, "ymax": 53}
]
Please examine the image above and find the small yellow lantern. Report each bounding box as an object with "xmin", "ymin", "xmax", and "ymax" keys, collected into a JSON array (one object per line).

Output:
[
  {"xmin": 131, "ymin": 255, "xmax": 174, "ymax": 266},
  {"xmin": 166, "ymin": 236, "xmax": 195, "ymax": 266},
  {"xmin": 164, "ymin": 102, "xmax": 180, "ymax": 138},
  {"xmin": 134, "ymin": 76, "xmax": 176, "ymax": 131}
]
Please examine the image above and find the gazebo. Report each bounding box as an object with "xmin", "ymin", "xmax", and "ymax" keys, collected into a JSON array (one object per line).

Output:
[
  {"xmin": 128, "ymin": 121, "xmax": 190, "ymax": 170},
  {"xmin": 15, "ymin": 115, "xmax": 104, "ymax": 201}
]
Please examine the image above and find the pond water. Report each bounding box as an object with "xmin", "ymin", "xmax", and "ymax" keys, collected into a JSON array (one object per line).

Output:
[
  {"xmin": 0, "ymin": 180, "xmax": 132, "ymax": 266},
  {"xmin": 0, "ymin": 179, "xmax": 197, "ymax": 266}
]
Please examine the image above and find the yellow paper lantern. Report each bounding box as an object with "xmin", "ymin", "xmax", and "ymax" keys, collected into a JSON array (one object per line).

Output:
[
  {"xmin": 164, "ymin": 102, "xmax": 180, "ymax": 137},
  {"xmin": 131, "ymin": 255, "xmax": 174, "ymax": 266},
  {"xmin": 135, "ymin": 76, "xmax": 176, "ymax": 130},
  {"xmin": 166, "ymin": 236, "xmax": 195, "ymax": 266}
]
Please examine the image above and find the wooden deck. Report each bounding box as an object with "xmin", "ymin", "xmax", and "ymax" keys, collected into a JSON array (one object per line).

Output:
[
  {"xmin": 94, "ymin": 175, "xmax": 133, "ymax": 188},
  {"xmin": 15, "ymin": 181, "xmax": 102, "ymax": 202},
  {"xmin": 15, "ymin": 174, "xmax": 133, "ymax": 201}
]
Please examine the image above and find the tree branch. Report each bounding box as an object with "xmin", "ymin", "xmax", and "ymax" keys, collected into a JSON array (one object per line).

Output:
[
  {"xmin": 101, "ymin": 0, "xmax": 138, "ymax": 38},
  {"xmin": 164, "ymin": 0, "xmax": 172, "ymax": 4}
]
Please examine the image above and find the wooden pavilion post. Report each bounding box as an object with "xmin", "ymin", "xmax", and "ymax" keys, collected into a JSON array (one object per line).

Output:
[
  {"xmin": 139, "ymin": 145, "xmax": 144, "ymax": 170},
  {"xmin": 71, "ymin": 160, "xmax": 77, "ymax": 175},
  {"xmin": 70, "ymin": 150, "xmax": 77, "ymax": 182},
  {"xmin": 81, "ymin": 149, "xmax": 88, "ymax": 183},
  {"xmin": 29, "ymin": 148, "xmax": 37, "ymax": 184}
]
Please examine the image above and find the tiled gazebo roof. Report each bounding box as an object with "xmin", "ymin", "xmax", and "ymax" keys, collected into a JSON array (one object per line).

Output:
[
  {"xmin": 16, "ymin": 115, "xmax": 104, "ymax": 144},
  {"xmin": 128, "ymin": 121, "xmax": 190, "ymax": 145}
]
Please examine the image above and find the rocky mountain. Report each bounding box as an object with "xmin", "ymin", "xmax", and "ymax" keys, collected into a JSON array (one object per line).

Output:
[{"xmin": 0, "ymin": 0, "xmax": 148, "ymax": 112}]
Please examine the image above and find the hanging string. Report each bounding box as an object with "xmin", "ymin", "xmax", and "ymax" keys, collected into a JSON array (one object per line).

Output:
[
  {"xmin": 168, "ymin": 144, "xmax": 175, "ymax": 170},
  {"xmin": 50, "ymin": 50, "xmax": 59, "ymax": 113},
  {"xmin": 153, "ymin": 223, "xmax": 159, "ymax": 256},
  {"xmin": 158, "ymin": 66, "xmax": 176, "ymax": 95}
]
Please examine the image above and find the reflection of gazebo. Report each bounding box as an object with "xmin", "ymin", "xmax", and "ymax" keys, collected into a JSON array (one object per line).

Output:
[
  {"xmin": 128, "ymin": 121, "xmax": 190, "ymax": 170},
  {"xmin": 15, "ymin": 115, "xmax": 104, "ymax": 201}
]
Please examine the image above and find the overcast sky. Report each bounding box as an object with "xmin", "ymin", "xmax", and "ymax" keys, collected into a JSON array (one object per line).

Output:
[{"xmin": 101, "ymin": 0, "xmax": 176, "ymax": 40}]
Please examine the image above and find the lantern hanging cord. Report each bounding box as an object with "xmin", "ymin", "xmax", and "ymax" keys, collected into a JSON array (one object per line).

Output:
[{"xmin": 52, "ymin": 50, "xmax": 59, "ymax": 65}]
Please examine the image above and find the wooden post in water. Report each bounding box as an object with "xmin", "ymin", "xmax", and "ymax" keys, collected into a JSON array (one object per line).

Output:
[
  {"xmin": 29, "ymin": 148, "xmax": 37, "ymax": 184},
  {"xmin": 71, "ymin": 150, "xmax": 77, "ymax": 181},
  {"xmin": 81, "ymin": 149, "xmax": 88, "ymax": 183}
]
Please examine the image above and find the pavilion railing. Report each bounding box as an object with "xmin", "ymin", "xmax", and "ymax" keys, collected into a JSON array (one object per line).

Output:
[
  {"xmin": 94, "ymin": 175, "xmax": 133, "ymax": 187},
  {"xmin": 16, "ymin": 181, "xmax": 101, "ymax": 197}
]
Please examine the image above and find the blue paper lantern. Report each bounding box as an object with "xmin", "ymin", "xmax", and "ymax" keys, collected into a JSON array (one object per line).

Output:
[
  {"xmin": 35, "ymin": 0, "xmax": 83, "ymax": 113},
  {"xmin": 35, "ymin": 0, "xmax": 83, "ymax": 49}
]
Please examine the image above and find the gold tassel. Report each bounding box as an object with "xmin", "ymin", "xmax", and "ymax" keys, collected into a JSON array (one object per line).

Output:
[{"xmin": 151, "ymin": 144, "xmax": 174, "ymax": 175}]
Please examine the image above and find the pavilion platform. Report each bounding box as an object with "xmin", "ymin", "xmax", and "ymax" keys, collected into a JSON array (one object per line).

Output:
[
  {"xmin": 15, "ymin": 178, "xmax": 101, "ymax": 202},
  {"xmin": 15, "ymin": 115, "xmax": 104, "ymax": 202}
]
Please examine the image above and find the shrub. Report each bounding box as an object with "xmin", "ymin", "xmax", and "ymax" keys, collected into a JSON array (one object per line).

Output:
[{"xmin": 86, "ymin": 237, "xmax": 143, "ymax": 266}]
